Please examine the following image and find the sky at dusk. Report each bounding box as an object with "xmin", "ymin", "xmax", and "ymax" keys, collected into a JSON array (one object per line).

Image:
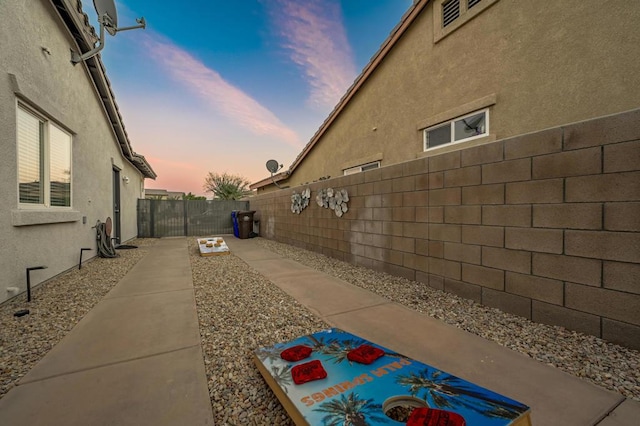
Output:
[{"xmin": 87, "ymin": 1, "xmax": 413, "ymax": 197}]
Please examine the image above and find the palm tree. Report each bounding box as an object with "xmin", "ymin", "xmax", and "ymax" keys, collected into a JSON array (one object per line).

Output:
[
  {"xmin": 313, "ymin": 392, "xmax": 389, "ymax": 426},
  {"xmin": 182, "ymin": 192, "xmax": 206, "ymax": 200},
  {"xmin": 203, "ymin": 172, "xmax": 252, "ymax": 200},
  {"xmin": 396, "ymin": 368, "xmax": 527, "ymax": 420}
]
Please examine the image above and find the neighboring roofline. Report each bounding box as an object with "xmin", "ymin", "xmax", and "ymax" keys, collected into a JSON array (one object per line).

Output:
[
  {"xmin": 52, "ymin": 0, "xmax": 157, "ymax": 179},
  {"xmin": 249, "ymin": 171, "xmax": 290, "ymax": 190},
  {"xmin": 251, "ymin": 0, "xmax": 428, "ymax": 190}
]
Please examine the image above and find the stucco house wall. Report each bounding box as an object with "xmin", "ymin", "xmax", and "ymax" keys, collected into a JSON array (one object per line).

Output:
[
  {"xmin": 253, "ymin": 0, "xmax": 640, "ymax": 192},
  {"xmin": 250, "ymin": 108, "xmax": 640, "ymax": 350},
  {"xmin": 0, "ymin": 0, "xmax": 155, "ymax": 303}
]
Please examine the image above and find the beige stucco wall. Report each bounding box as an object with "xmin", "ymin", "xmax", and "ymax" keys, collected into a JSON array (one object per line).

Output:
[
  {"xmin": 0, "ymin": 0, "xmax": 145, "ymax": 303},
  {"xmin": 277, "ymin": 0, "xmax": 640, "ymax": 189}
]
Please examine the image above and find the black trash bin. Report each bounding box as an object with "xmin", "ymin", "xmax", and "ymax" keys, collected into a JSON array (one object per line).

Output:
[{"xmin": 237, "ymin": 211, "xmax": 256, "ymax": 239}]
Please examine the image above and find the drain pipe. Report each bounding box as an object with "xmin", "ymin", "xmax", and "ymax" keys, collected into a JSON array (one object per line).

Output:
[{"xmin": 26, "ymin": 266, "xmax": 47, "ymax": 302}]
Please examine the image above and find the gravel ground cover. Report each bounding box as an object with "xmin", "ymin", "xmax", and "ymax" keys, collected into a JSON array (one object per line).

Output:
[
  {"xmin": 2, "ymin": 235, "xmax": 638, "ymax": 424},
  {"xmin": 254, "ymin": 238, "xmax": 640, "ymax": 402},
  {"xmin": 0, "ymin": 239, "xmax": 156, "ymax": 399},
  {"xmin": 189, "ymin": 239, "xmax": 327, "ymax": 425}
]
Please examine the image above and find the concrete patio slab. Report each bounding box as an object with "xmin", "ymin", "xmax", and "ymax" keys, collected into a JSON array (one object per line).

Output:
[
  {"xmin": 1, "ymin": 237, "xmax": 633, "ymax": 425},
  {"xmin": 227, "ymin": 238, "xmax": 633, "ymax": 426},
  {"xmin": 597, "ymin": 399, "xmax": 640, "ymax": 425},
  {"xmin": 225, "ymin": 242, "xmax": 281, "ymax": 262},
  {"xmin": 106, "ymin": 274, "xmax": 193, "ymax": 297},
  {"xmin": 249, "ymin": 258, "xmax": 392, "ymax": 317},
  {"xmin": 21, "ymin": 288, "xmax": 200, "ymax": 384},
  {"xmin": 106, "ymin": 240, "xmax": 194, "ymax": 297},
  {"xmin": 329, "ymin": 303, "xmax": 623, "ymax": 426},
  {"xmin": 0, "ymin": 346, "xmax": 212, "ymax": 426},
  {"xmin": 0, "ymin": 238, "xmax": 214, "ymax": 425},
  {"xmin": 118, "ymin": 260, "xmax": 192, "ymax": 277},
  {"xmin": 248, "ymin": 257, "xmax": 320, "ymax": 276}
]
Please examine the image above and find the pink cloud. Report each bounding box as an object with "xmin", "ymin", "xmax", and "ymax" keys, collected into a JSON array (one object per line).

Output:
[
  {"xmin": 267, "ymin": 0, "xmax": 357, "ymax": 109},
  {"xmin": 143, "ymin": 156, "xmax": 203, "ymax": 193},
  {"xmin": 142, "ymin": 150, "xmax": 291, "ymax": 197},
  {"xmin": 141, "ymin": 35, "xmax": 302, "ymax": 149}
]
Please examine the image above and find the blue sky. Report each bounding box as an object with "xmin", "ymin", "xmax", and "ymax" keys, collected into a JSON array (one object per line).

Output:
[{"xmin": 88, "ymin": 1, "xmax": 413, "ymax": 196}]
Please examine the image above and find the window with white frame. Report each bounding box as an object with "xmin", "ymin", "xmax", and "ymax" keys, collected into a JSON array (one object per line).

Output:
[
  {"xmin": 343, "ymin": 161, "xmax": 380, "ymax": 175},
  {"xmin": 17, "ymin": 105, "xmax": 72, "ymax": 208},
  {"xmin": 423, "ymin": 109, "xmax": 488, "ymax": 150}
]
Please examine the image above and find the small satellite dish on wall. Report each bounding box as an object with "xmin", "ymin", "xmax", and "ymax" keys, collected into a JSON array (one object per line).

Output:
[
  {"xmin": 266, "ymin": 160, "xmax": 284, "ymax": 189},
  {"xmin": 72, "ymin": 0, "xmax": 146, "ymax": 64}
]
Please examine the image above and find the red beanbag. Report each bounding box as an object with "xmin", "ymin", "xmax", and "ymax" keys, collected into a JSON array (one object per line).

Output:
[
  {"xmin": 406, "ymin": 408, "xmax": 466, "ymax": 426},
  {"xmin": 291, "ymin": 360, "xmax": 327, "ymax": 385},
  {"xmin": 280, "ymin": 345, "xmax": 313, "ymax": 362},
  {"xmin": 347, "ymin": 344, "xmax": 385, "ymax": 365}
]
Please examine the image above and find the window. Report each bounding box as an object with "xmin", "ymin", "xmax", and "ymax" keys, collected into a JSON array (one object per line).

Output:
[
  {"xmin": 424, "ymin": 109, "xmax": 488, "ymax": 150},
  {"xmin": 343, "ymin": 161, "xmax": 380, "ymax": 175},
  {"xmin": 17, "ymin": 105, "xmax": 72, "ymax": 207}
]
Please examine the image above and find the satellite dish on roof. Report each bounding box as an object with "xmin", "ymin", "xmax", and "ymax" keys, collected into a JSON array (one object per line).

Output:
[
  {"xmin": 266, "ymin": 160, "xmax": 281, "ymax": 174},
  {"xmin": 72, "ymin": 0, "xmax": 146, "ymax": 64},
  {"xmin": 266, "ymin": 160, "xmax": 284, "ymax": 189},
  {"xmin": 94, "ymin": 0, "xmax": 119, "ymax": 35}
]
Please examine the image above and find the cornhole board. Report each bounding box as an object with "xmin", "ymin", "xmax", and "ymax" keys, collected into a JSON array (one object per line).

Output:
[
  {"xmin": 254, "ymin": 328, "xmax": 531, "ymax": 426},
  {"xmin": 197, "ymin": 237, "xmax": 230, "ymax": 257}
]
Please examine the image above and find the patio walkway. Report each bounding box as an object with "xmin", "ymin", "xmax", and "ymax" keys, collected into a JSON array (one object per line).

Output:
[
  {"xmin": 0, "ymin": 237, "xmax": 637, "ymax": 425},
  {"xmin": 0, "ymin": 238, "xmax": 213, "ymax": 426},
  {"xmin": 226, "ymin": 238, "xmax": 639, "ymax": 426}
]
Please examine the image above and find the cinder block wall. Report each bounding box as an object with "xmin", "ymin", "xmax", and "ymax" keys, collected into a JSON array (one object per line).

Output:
[{"xmin": 250, "ymin": 109, "xmax": 640, "ymax": 350}]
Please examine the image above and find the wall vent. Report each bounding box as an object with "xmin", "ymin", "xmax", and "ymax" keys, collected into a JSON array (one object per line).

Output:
[
  {"xmin": 468, "ymin": 0, "xmax": 482, "ymax": 9},
  {"xmin": 443, "ymin": 0, "xmax": 460, "ymax": 27}
]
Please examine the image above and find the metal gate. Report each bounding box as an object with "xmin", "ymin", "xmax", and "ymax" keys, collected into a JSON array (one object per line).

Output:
[{"xmin": 137, "ymin": 199, "xmax": 249, "ymax": 237}]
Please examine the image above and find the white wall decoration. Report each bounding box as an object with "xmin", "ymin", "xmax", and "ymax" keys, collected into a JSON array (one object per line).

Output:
[
  {"xmin": 316, "ymin": 188, "xmax": 349, "ymax": 217},
  {"xmin": 291, "ymin": 188, "xmax": 311, "ymax": 214}
]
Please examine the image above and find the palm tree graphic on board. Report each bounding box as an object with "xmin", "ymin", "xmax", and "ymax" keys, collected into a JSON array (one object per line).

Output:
[
  {"xmin": 305, "ymin": 335, "xmax": 409, "ymax": 364},
  {"xmin": 270, "ymin": 364, "xmax": 293, "ymax": 393},
  {"xmin": 396, "ymin": 368, "xmax": 527, "ymax": 420},
  {"xmin": 255, "ymin": 346, "xmax": 294, "ymax": 393},
  {"xmin": 255, "ymin": 346, "xmax": 283, "ymax": 363},
  {"xmin": 313, "ymin": 392, "xmax": 389, "ymax": 426}
]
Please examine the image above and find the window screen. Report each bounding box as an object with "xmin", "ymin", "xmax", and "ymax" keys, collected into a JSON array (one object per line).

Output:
[{"xmin": 17, "ymin": 108, "xmax": 44, "ymax": 204}]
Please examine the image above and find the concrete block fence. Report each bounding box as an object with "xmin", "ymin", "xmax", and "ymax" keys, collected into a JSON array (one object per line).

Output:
[{"xmin": 249, "ymin": 108, "xmax": 640, "ymax": 350}]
